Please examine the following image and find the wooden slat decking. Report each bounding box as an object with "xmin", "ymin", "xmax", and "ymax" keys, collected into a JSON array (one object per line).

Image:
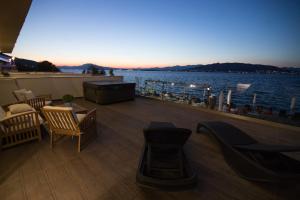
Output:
[{"xmin": 1, "ymin": 97, "xmax": 300, "ymax": 200}]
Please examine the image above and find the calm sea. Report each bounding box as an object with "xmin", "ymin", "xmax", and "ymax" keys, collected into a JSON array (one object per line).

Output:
[{"xmin": 61, "ymin": 68, "xmax": 300, "ymax": 112}]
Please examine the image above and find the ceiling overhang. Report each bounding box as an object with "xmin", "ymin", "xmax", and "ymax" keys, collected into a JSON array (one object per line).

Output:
[{"xmin": 0, "ymin": 0, "xmax": 32, "ymax": 53}]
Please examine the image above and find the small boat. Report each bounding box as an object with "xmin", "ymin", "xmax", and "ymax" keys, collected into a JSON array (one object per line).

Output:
[{"xmin": 237, "ymin": 83, "xmax": 251, "ymax": 92}]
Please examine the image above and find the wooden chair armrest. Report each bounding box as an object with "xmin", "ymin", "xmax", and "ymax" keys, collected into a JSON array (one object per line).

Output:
[
  {"xmin": 36, "ymin": 94, "xmax": 52, "ymax": 101},
  {"xmin": 1, "ymin": 111, "xmax": 40, "ymax": 132},
  {"xmin": 2, "ymin": 110, "xmax": 38, "ymax": 121},
  {"xmin": 78, "ymin": 108, "xmax": 97, "ymax": 130}
]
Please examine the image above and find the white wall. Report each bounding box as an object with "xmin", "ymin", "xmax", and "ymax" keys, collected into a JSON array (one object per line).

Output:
[
  {"xmin": 0, "ymin": 78, "xmax": 19, "ymax": 105},
  {"xmin": 0, "ymin": 75, "xmax": 123, "ymax": 105}
]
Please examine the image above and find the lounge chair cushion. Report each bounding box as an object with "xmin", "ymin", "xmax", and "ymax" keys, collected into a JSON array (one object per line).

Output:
[
  {"xmin": 8, "ymin": 103, "xmax": 34, "ymax": 114},
  {"xmin": 13, "ymin": 88, "xmax": 28, "ymax": 101},
  {"xmin": 199, "ymin": 121, "xmax": 256, "ymax": 145},
  {"xmin": 137, "ymin": 122, "xmax": 197, "ymax": 189},
  {"xmin": 197, "ymin": 121, "xmax": 300, "ymax": 182},
  {"xmin": 76, "ymin": 114, "xmax": 86, "ymax": 123},
  {"xmin": 144, "ymin": 122, "xmax": 191, "ymax": 145},
  {"xmin": 234, "ymin": 143, "xmax": 300, "ymax": 152}
]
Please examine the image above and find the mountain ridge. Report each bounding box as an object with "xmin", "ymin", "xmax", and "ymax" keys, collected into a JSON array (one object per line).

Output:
[
  {"xmin": 60, "ymin": 62, "xmax": 299, "ymax": 73},
  {"xmin": 13, "ymin": 57, "xmax": 300, "ymax": 73},
  {"xmin": 59, "ymin": 63, "xmax": 112, "ymax": 70},
  {"xmin": 135, "ymin": 62, "xmax": 299, "ymax": 73}
]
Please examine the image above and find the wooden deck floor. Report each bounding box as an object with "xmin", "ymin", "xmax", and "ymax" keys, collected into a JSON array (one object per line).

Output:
[{"xmin": 1, "ymin": 97, "xmax": 300, "ymax": 200}]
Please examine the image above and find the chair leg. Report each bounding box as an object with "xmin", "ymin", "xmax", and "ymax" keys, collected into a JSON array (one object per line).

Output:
[
  {"xmin": 146, "ymin": 145, "xmax": 152, "ymax": 174},
  {"xmin": 37, "ymin": 126, "xmax": 42, "ymax": 141},
  {"xmin": 50, "ymin": 132, "xmax": 53, "ymax": 149},
  {"xmin": 178, "ymin": 149, "xmax": 184, "ymax": 177},
  {"xmin": 78, "ymin": 135, "xmax": 81, "ymax": 152}
]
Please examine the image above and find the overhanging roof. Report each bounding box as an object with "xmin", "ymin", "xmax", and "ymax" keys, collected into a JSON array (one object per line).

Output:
[
  {"xmin": 0, "ymin": 52, "xmax": 11, "ymax": 63},
  {"xmin": 0, "ymin": 0, "xmax": 32, "ymax": 53}
]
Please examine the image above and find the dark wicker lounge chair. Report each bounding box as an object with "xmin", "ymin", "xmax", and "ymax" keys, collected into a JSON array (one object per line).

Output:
[
  {"xmin": 196, "ymin": 121, "xmax": 300, "ymax": 183},
  {"xmin": 136, "ymin": 122, "xmax": 197, "ymax": 190}
]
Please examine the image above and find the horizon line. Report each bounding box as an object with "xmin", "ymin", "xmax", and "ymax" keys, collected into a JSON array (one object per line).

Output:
[{"xmin": 56, "ymin": 62, "xmax": 300, "ymax": 69}]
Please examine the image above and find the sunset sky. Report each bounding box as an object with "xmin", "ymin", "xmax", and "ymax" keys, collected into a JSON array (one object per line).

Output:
[{"xmin": 12, "ymin": 0, "xmax": 300, "ymax": 68}]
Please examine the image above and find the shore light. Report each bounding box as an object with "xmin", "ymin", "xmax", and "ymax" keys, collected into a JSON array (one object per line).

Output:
[{"xmin": 190, "ymin": 84, "xmax": 196, "ymax": 88}]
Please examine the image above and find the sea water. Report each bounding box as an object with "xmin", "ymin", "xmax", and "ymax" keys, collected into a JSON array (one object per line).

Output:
[{"xmin": 60, "ymin": 68, "xmax": 300, "ymax": 112}]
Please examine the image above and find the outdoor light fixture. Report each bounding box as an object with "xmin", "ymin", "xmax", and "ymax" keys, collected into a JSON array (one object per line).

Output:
[
  {"xmin": 171, "ymin": 82, "xmax": 175, "ymax": 86},
  {"xmin": 190, "ymin": 84, "xmax": 196, "ymax": 88}
]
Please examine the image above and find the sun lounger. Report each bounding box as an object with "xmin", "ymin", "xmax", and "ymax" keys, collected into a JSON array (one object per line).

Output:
[
  {"xmin": 136, "ymin": 122, "xmax": 197, "ymax": 190},
  {"xmin": 196, "ymin": 121, "xmax": 300, "ymax": 183}
]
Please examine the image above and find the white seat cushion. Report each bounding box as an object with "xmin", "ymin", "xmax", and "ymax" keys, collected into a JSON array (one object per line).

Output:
[
  {"xmin": 43, "ymin": 106, "xmax": 72, "ymax": 111},
  {"xmin": 8, "ymin": 103, "xmax": 34, "ymax": 114},
  {"xmin": 45, "ymin": 101, "xmax": 52, "ymax": 106},
  {"xmin": 76, "ymin": 114, "xmax": 86, "ymax": 123},
  {"xmin": 36, "ymin": 114, "xmax": 44, "ymax": 124}
]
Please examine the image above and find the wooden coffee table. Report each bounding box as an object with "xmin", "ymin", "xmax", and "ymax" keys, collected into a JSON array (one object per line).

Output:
[{"xmin": 56, "ymin": 103, "xmax": 88, "ymax": 114}]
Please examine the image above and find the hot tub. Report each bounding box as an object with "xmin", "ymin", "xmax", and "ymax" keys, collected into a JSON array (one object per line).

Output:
[{"xmin": 83, "ymin": 81, "xmax": 135, "ymax": 104}]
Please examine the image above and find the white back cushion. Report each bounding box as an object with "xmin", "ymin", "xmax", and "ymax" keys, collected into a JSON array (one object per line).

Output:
[
  {"xmin": 13, "ymin": 89, "xmax": 28, "ymax": 101},
  {"xmin": 23, "ymin": 90, "xmax": 35, "ymax": 100}
]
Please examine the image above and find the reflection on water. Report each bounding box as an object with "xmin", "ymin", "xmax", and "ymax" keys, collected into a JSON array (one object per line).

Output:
[{"xmin": 114, "ymin": 70, "xmax": 300, "ymax": 112}]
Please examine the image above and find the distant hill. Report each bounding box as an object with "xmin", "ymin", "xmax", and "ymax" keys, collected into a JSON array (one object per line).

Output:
[
  {"xmin": 14, "ymin": 58, "xmax": 38, "ymax": 71},
  {"xmin": 137, "ymin": 63, "xmax": 299, "ymax": 73},
  {"xmin": 15, "ymin": 58, "xmax": 59, "ymax": 72},
  {"xmin": 59, "ymin": 63, "xmax": 111, "ymax": 71}
]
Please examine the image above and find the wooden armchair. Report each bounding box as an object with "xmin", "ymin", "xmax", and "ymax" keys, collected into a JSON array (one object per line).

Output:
[
  {"xmin": 42, "ymin": 106, "xmax": 97, "ymax": 152},
  {"xmin": 25, "ymin": 97, "xmax": 47, "ymax": 113},
  {"xmin": 13, "ymin": 89, "xmax": 52, "ymax": 112},
  {"xmin": 0, "ymin": 110, "xmax": 42, "ymax": 150}
]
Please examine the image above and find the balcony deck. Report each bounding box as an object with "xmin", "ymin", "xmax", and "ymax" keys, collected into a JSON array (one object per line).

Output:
[{"xmin": 1, "ymin": 97, "xmax": 300, "ymax": 200}]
